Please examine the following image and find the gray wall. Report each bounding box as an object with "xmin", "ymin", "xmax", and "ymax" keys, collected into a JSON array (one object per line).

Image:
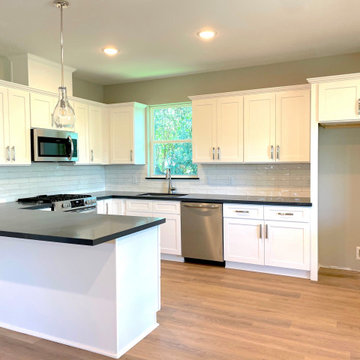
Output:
[
  {"xmin": 319, "ymin": 127, "xmax": 360, "ymax": 271},
  {"xmin": 0, "ymin": 56, "xmax": 11, "ymax": 81},
  {"xmin": 104, "ymin": 52, "xmax": 360, "ymax": 105},
  {"xmin": 72, "ymin": 76, "xmax": 104, "ymax": 103}
]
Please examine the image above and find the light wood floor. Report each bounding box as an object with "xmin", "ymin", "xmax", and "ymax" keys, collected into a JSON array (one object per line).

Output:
[{"xmin": 0, "ymin": 262, "xmax": 359, "ymax": 360}]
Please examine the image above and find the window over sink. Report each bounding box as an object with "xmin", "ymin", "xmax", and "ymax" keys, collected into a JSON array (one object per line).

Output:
[{"xmin": 148, "ymin": 102, "xmax": 198, "ymax": 178}]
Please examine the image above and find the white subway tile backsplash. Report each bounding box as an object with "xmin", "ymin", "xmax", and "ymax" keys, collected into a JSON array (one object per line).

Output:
[{"xmin": 105, "ymin": 163, "xmax": 310, "ymax": 197}]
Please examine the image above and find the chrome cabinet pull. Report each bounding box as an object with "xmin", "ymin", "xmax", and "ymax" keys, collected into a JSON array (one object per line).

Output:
[
  {"xmin": 6, "ymin": 146, "xmax": 10, "ymax": 161},
  {"xmin": 11, "ymin": 146, "xmax": 15, "ymax": 162},
  {"xmin": 276, "ymin": 145, "xmax": 280, "ymax": 160},
  {"xmin": 106, "ymin": 203, "xmax": 109, "ymax": 215},
  {"xmin": 358, "ymin": 99, "xmax": 360, "ymax": 115},
  {"xmin": 91, "ymin": 149, "xmax": 94, "ymax": 162},
  {"xmin": 259, "ymin": 224, "xmax": 262, "ymax": 239},
  {"xmin": 212, "ymin": 147, "xmax": 215, "ymax": 160},
  {"xmin": 217, "ymin": 147, "xmax": 221, "ymax": 160},
  {"xmin": 130, "ymin": 149, "xmax": 133, "ymax": 162},
  {"xmin": 235, "ymin": 210, "xmax": 249, "ymax": 214},
  {"xmin": 277, "ymin": 212, "xmax": 294, "ymax": 216},
  {"xmin": 270, "ymin": 145, "xmax": 274, "ymax": 160},
  {"xmin": 265, "ymin": 224, "xmax": 269, "ymax": 239}
]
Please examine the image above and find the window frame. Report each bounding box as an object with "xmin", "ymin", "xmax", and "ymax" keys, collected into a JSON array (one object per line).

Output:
[{"xmin": 148, "ymin": 101, "xmax": 198, "ymax": 179}]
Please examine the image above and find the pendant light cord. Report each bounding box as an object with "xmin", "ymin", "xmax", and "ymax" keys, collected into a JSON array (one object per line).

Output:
[{"xmin": 60, "ymin": 3, "xmax": 64, "ymax": 88}]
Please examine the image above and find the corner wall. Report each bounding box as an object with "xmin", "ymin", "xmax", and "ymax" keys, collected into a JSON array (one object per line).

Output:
[{"xmin": 319, "ymin": 127, "xmax": 360, "ymax": 271}]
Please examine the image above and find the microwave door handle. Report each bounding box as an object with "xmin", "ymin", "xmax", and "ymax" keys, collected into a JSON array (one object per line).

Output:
[{"xmin": 67, "ymin": 136, "xmax": 74, "ymax": 160}]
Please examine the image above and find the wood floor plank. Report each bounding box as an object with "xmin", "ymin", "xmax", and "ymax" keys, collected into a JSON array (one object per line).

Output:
[{"xmin": 0, "ymin": 262, "xmax": 359, "ymax": 359}]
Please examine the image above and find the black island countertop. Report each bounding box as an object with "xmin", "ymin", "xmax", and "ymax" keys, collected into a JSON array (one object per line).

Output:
[
  {"xmin": 93, "ymin": 191, "xmax": 312, "ymax": 207},
  {"xmin": 0, "ymin": 201, "xmax": 165, "ymax": 246}
]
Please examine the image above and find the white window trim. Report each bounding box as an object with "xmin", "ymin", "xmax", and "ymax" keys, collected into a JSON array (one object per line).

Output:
[{"xmin": 148, "ymin": 102, "xmax": 198, "ymax": 178}]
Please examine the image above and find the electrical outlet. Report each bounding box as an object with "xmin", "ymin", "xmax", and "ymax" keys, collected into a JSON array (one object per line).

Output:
[{"xmin": 356, "ymin": 247, "xmax": 360, "ymax": 260}]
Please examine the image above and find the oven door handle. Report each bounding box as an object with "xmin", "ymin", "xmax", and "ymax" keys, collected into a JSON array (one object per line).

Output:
[{"xmin": 67, "ymin": 136, "xmax": 74, "ymax": 161}]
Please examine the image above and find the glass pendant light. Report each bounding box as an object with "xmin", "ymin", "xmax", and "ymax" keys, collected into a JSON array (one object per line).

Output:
[{"xmin": 52, "ymin": 0, "xmax": 75, "ymax": 129}]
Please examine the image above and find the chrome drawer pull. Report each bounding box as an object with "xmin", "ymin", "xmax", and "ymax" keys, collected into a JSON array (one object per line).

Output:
[
  {"xmin": 235, "ymin": 210, "xmax": 250, "ymax": 213},
  {"xmin": 277, "ymin": 212, "xmax": 294, "ymax": 216}
]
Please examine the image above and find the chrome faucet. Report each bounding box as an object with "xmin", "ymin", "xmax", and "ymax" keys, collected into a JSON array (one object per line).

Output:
[{"xmin": 166, "ymin": 168, "xmax": 176, "ymax": 194}]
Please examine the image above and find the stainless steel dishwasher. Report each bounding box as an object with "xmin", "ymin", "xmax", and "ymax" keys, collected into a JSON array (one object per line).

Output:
[{"xmin": 181, "ymin": 202, "xmax": 224, "ymax": 262}]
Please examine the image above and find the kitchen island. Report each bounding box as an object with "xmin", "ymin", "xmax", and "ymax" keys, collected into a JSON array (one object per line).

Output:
[{"xmin": 0, "ymin": 204, "xmax": 165, "ymax": 359}]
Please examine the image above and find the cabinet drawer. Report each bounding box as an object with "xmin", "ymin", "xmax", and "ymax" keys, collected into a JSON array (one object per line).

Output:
[
  {"xmin": 153, "ymin": 201, "xmax": 180, "ymax": 215},
  {"xmin": 264, "ymin": 206, "xmax": 310, "ymax": 222},
  {"xmin": 223, "ymin": 204, "xmax": 264, "ymax": 220},
  {"xmin": 125, "ymin": 199, "xmax": 153, "ymax": 213}
]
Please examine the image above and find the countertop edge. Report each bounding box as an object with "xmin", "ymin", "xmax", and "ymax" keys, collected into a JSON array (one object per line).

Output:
[{"xmin": 96, "ymin": 194, "xmax": 312, "ymax": 207}]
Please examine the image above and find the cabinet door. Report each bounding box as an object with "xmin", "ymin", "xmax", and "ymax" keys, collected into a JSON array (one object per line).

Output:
[
  {"xmin": 125, "ymin": 199, "xmax": 153, "ymax": 213},
  {"xmin": 318, "ymin": 80, "xmax": 360, "ymax": 122},
  {"xmin": 109, "ymin": 199, "xmax": 125, "ymax": 215},
  {"xmin": 157, "ymin": 213, "xmax": 181, "ymax": 255},
  {"xmin": 0, "ymin": 87, "xmax": 8, "ymax": 164},
  {"xmin": 74, "ymin": 101, "xmax": 90, "ymax": 164},
  {"xmin": 88, "ymin": 105, "xmax": 104, "ymax": 164},
  {"xmin": 217, "ymin": 96, "xmax": 244, "ymax": 162},
  {"xmin": 265, "ymin": 221, "xmax": 310, "ymax": 270},
  {"xmin": 30, "ymin": 92, "xmax": 57, "ymax": 129},
  {"xmin": 224, "ymin": 218, "xmax": 264, "ymax": 265},
  {"xmin": 8, "ymin": 89, "xmax": 31, "ymax": 165},
  {"xmin": 192, "ymin": 99, "xmax": 217, "ymax": 163},
  {"xmin": 97, "ymin": 200, "xmax": 112, "ymax": 215},
  {"xmin": 244, "ymin": 93, "xmax": 276, "ymax": 163},
  {"xmin": 275, "ymin": 90, "xmax": 310, "ymax": 162},
  {"xmin": 109, "ymin": 106, "xmax": 134, "ymax": 164}
]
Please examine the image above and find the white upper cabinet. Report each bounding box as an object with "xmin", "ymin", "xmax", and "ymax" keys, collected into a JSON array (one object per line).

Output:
[
  {"xmin": 0, "ymin": 87, "xmax": 8, "ymax": 164},
  {"xmin": 88, "ymin": 105, "xmax": 106, "ymax": 164},
  {"xmin": 244, "ymin": 93, "xmax": 276, "ymax": 163},
  {"xmin": 318, "ymin": 79, "xmax": 360, "ymax": 123},
  {"xmin": 109, "ymin": 103, "xmax": 146, "ymax": 165},
  {"xmin": 29, "ymin": 92, "xmax": 58, "ymax": 130},
  {"xmin": 74, "ymin": 101, "xmax": 90, "ymax": 164},
  {"xmin": 7, "ymin": 88, "xmax": 31, "ymax": 164},
  {"xmin": 192, "ymin": 96, "xmax": 243, "ymax": 163},
  {"xmin": 275, "ymin": 89, "xmax": 310, "ymax": 162},
  {"xmin": 192, "ymin": 99, "xmax": 217, "ymax": 163},
  {"xmin": 217, "ymin": 96, "xmax": 244, "ymax": 162}
]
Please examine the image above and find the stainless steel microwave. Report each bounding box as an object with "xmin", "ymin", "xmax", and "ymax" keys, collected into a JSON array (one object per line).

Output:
[{"xmin": 31, "ymin": 128, "xmax": 78, "ymax": 162}]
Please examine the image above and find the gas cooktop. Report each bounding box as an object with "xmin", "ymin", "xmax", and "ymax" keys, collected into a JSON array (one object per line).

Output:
[{"xmin": 18, "ymin": 194, "xmax": 92, "ymax": 204}]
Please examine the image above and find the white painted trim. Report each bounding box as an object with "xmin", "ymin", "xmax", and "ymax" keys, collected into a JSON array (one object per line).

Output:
[
  {"xmin": 225, "ymin": 262, "xmax": 310, "ymax": 279},
  {"xmin": 107, "ymin": 102, "xmax": 147, "ymax": 109},
  {"xmin": 307, "ymin": 72, "xmax": 360, "ymax": 84},
  {"xmin": 309, "ymin": 83, "xmax": 319, "ymax": 281},
  {"xmin": 319, "ymin": 264, "xmax": 360, "ymax": 273},
  {"xmin": 161, "ymin": 254, "xmax": 185, "ymax": 262},
  {"xmin": 116, "ymin": 322, "xmax": 159, "ymax": 359},
  {"xmin": 0, "ymin": 321, "xmax": 120, "ymax": 359},
  {"xmin": 188, "ymin": 84, "xmax": 310, "ymax": 100}
]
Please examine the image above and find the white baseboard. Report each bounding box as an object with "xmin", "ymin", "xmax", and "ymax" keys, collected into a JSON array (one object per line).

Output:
[
  {"xmin": 0, "ymin": 321, "xmax": 159, "ymax": 359},
  {"xmin": 226, "ymin": 262, "xmax": 310, "ymax": 279},
  {"xmin": 116, "ymin": 322, "xmax": 159, "ymax": 359},
  {"xmin": 319, "ymin": 264, "xmax": 360, "ymax": 273},
  {"xmin": 161, "ymin": 254, "xmax": 184, "ymax": 262}
]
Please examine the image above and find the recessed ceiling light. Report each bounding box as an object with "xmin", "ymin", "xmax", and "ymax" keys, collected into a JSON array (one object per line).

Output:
[
  {"xmin": 103, "ymin": 47, "xmax": 118, "ymax": 56},
  {"xmin": 197, "ymin": 29, "xmax": 217, "ymax": 41}
]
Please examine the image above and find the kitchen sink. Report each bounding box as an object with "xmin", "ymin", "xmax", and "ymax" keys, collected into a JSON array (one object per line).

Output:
[{"xmin": 138, "ymin": 192, "xmax": 187, "ymax": 197}]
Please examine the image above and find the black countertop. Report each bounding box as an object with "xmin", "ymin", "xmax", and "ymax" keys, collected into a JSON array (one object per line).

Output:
[
  {"xmin": 0, "ymin": 201, "xmax": 165, "ymax": 246},
  {"xmin": 0, "ymin": 191, "xmax": 310, "ymax": 247},
  {"xmin": 93, "ymin": 191, "xmax": 312, "ymax": 207}
]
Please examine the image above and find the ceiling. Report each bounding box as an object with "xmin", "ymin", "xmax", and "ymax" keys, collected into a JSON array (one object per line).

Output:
[{"xmin": 1, "ymin": 0, "xmax": 360, "ymax": 85}]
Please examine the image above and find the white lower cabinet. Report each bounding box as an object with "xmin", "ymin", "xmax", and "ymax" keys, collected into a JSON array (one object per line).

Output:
[
  {"xmin": 224, "ymin": 218, "xmax": 264, "ymax": 265},
  {"xmin": 224, "ymin": 204, "xmax": 311, "ymax": 274},
  {"xmin": 265, "ymin": 221, "xmax": 310, "ymax": 270},
  {"xmin": 97, "ymin": 199, "xmax": 125, "ymax": 215}
]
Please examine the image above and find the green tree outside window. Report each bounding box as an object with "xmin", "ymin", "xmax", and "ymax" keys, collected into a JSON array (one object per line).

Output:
[{"xmin": 150, "ymin": 103, "xmax": 198, "ymax": 177}]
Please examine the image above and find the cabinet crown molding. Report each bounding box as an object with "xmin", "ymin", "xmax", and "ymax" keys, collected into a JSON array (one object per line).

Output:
[
  {"xmin": 188, "ymin": 84, "xmax": 310, "ymax": 101},
  {"xmin": 307, "ymin": 72, "xmax": 360, "ymax": 84}
]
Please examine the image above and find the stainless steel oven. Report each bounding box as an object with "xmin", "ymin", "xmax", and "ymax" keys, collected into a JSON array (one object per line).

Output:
[{"xmin": 31, "ymin": 128, "xmax": 78, "ymax": 162}]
